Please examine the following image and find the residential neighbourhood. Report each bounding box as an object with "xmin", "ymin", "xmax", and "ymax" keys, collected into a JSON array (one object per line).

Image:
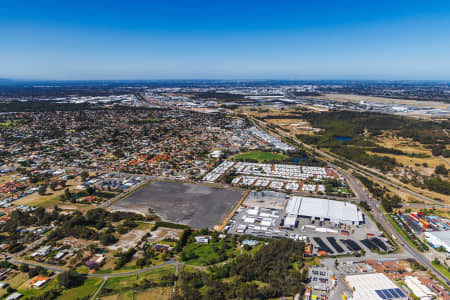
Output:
[{"xmin": 0, "ymin": 83, "xmax": 448, "ymax": 299}]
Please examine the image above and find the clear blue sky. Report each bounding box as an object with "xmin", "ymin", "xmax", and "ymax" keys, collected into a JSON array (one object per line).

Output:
[{"xmin": 1, "ymin": 0, "xmax": 450, "ymax": 80}]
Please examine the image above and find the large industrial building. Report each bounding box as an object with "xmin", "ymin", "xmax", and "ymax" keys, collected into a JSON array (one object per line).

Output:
[
  {"xmin": 345, "ymin": 273, "xmax": 408, "ymax": 300},
  {"xmin": 404, "ymin": 276, "xmax": 435, "ymax": 300},
  {"xmin": 284, "ymin": 196, "xmax": 364, "ymax": 227},
  {"xmin": 424, "ymin": 231, "xmax": 450, "ymax": 253}
]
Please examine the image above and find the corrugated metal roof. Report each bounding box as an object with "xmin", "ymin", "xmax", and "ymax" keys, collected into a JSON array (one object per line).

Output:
[{"xmin": 287, "ymin": 196, "xmax": 363, "ymax": 223}]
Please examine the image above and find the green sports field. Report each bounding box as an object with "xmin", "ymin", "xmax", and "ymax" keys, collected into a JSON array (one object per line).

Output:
[{"xmin": 233, "ymin": 151, "xmax": 289, "ymax": 163}]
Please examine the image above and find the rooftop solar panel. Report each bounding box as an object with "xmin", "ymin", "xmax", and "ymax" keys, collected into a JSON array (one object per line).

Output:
[
  {"xmin": 375, "ymin": 290, "xmax": 387, "ymax": 299},
  {"xmin": 376, "ymin": 288, "xmax": 407, "ymax": 299},
  {"xmin": 395, "ymin": 288, "xmax": 406, "ymax": 297},
  {"xmin": 383, "ymin": 289, "xmax": 393, "ymax": 298},
  {"xmin": 388, "ymin": 289, "xmax": 398, "ymax": 297}
]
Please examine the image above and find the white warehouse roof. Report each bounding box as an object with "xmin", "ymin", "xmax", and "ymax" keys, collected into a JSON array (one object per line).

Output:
[
  {"xmin": 284, "ymin": 215, "xmax": 297, "ymax": 227},
  {"xmin": 345, "ymin": 273, "xmax": 407, "ymax": 300},
  {"xmin": 424, "ymin": 231, "xmax": 450, "ymax": 252},
  {"xmin": 287, "ymin": 196, "xmax": 363, "ymax": 224},
  {"xmin": 404, "ymin": 276, "xmax": 435, "ymax": 299},
  {"xmin": 285, "ymin": 196, "xmax": 302, "ymax": 215}
]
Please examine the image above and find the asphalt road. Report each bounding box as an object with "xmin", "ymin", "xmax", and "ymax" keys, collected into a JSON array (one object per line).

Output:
[
  {"xmin": 252, "ymin": 117, "xmax": 449, "ymax": 208},
  {"xmin": 86, "ymin": 259, "xmax": 176, "ymax": 278},
  {"xmin": 11, "ymin": 256, "xmax": 177, "ymax": 278},
  {"xmin": 252, "ymin": 118, "xmax": 450, "ymax": 285},
  {"xmin": 326, "ymin": 153, "xmax": 450, "ymax": 284},
  {"xmin": 8, "ymin": 118, "xmax": 448, "ymax": 285}
]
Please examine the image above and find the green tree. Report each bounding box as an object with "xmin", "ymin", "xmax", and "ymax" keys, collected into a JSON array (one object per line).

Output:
[
  {"xmin": 64, "ymin": 188, "xmax": 72, "ymax": 201},
  {"xmin": 19, "ymin": 264, "xmax": 30, "ymax": 273},
  {"xmin": 80, "ymin": 171, "xmax": 89, "ymax": 181},
  {"xmin": 100, "ymin": 233, "xmax": 117, "ymax": 246},
  {"xmin": 38, "ymin": 185, "xmax": 47, "ymax": 196},
  {"xmin": 50, "ymin": 182, "xmax": 58, "ymax": 191},
  {"xmin": 86, "ymin": 186, "xmax": 96, "ymax": 195},
  {"xmin": 435, "ymin": 164, "xmax": 448, "ymax": 176},
  {"xmin": 57, "ymin": 269, "xmax": 85, "ymax": 288}
]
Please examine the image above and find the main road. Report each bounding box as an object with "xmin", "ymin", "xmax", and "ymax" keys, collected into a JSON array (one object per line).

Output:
[
  {"xmin": 251, "ymin": 117, "xmax": 449, "ymax": 208},
  {"xmin": 251, "ymin": 117, "xmax": 450, "ymax": 285}
]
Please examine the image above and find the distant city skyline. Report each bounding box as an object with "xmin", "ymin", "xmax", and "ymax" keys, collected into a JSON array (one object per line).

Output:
[{"xmin": 1, "ymin": 0, "xmax": 450, "ymax": 80}]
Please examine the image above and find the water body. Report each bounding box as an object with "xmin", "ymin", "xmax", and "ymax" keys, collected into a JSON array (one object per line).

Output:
[
  {"xmin": 292, "ymin": 155, "xmax": 308, "ymax": 163},
  {"xmin": 335, "ymin": 136, "xmax": 353, "ymax": 141}
]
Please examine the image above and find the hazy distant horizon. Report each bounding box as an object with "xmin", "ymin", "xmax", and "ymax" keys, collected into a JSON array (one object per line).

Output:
[
  {"xmin": 1, "ymin": 78, "xmax": 449, "ymax": 84},
  {"xmin": 1, "ymin": 0, "xmax": 450, "ymax": 80}
]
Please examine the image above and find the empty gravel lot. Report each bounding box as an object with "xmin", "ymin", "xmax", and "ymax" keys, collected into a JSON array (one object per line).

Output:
[{"xmin": 112, "ymin": 181, "xmax": 244, "ymax": 229}]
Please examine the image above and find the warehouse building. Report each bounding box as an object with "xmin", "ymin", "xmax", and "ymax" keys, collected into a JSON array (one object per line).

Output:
[
  {"xmin": 404, "ymin": 276, "xmax": 435, "ymax": 300},
  {"xmin": 345, "ymin": 273, "xmax": 407, "ymax": 300},
  {"xmin": 424, "ymin": 231, "xmax": 450, "ymax": 253},
  {"xmin": 284, "ymin": 196, "xmax": 364, "ymax": 227}
]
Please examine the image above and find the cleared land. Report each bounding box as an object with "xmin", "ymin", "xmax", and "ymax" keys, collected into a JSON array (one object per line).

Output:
[
  {"xmin": 99, "ymin": 266, "xmax": 175, "ymax": 299},
  {"xmin": 311, "ymin": 93, "xmax": 450, "ymax": 109},
  {"xmin": 233, "ymin": 151, "xmax": 289, "ymax": 162},
  {"xmin": 373, "ymin": 134, "xmax": 449, "ymax": 171},
  {"xmin": 136, "ymin": 287, "xmax": 172, "ymax": 300},
  {"xmin": 112, "ymin": 181, "xmax": 245, "ymax": 229}
]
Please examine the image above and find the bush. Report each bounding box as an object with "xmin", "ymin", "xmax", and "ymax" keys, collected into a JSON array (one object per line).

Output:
[
  {"xmin": 57, "ymin": 269, "xmax": 85, "ymax": 288},
  {"xmin": 100, "ymin": 233, "xmax": 118, "ymax": 246},
  {"xmin": 152, "ymin": 221, "xmax": 189, "ymax": 231},
  {"xmin": 27, "ymin": 289, "xmax": 61, "ymax": 300},
  {"xmin": 114, "ymin": 248, "xmax": 136, "ymax": 269},
  {"xmin": 28, "ymin": 266, "xmax": 48, "ymax": 278},
  {"xmin": 435, "ymin": 164, "xmax": 448, "ymax": 176},
  {"xmin": 19, "ymin": 264, "xmax": 30, "ymax": 273}
]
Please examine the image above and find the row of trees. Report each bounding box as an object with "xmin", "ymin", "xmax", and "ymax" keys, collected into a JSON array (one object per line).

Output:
[{"xmin": 355, "ymin": 174, "xmax": 401, "ymax": 212}]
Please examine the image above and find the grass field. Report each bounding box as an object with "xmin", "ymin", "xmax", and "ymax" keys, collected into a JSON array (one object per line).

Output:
[
  {"xmin": 136, "ymin": 287, "xmax": 172, "ymax": 300},
  {"xmin": 233, "ymin": 151, "xmax": 289, "ymax": 163},
  {"xmin": 0, "ymin": 120, "xmax": 20, "ymax": 127},
  {"xmin": 99, "ymin": 265, "xmax": 175, "ymax": 297},
  {"xmin": 18, "ymin": 277, "xmax": 59, "ymax": 298},
  {"xmin": 94, "ymin": 261, "xmax": 140, "ymax": 275},
  {"xmin": 8, "ymin": 272, "xmax": 102, "ymax": 299},
  {"xmin": 14, "ymin": 177, "xmax": 83, "ymax": 207},
  {"xmin": 5, "ymin": 272, "xmax": 28, "ymax": 288},
  {"xmin": 0, "ymin": 272, "xmax": 28, "ymax": 298},
  {"xmin": 57, "ymin": 278, "xmax": 103, "ymax": 300},
  {"xmin": 182, "ymin": 239, "xmax": 239, "ymax": 266},
  {"xmin": 432, "ymin": 261, "xmax": 450, "ymax": 280},
  {"xmin": 100, "ymin": 287, "xmax": 172, "ymax": 300},
  {"xmin": 76, "ymin": 265, "xmax": 89, "ymax": 274}
]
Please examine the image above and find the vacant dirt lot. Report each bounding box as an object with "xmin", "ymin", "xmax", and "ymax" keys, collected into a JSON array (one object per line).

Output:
[
  {"xmin": 112, "ymin": 181, "xmax": 245, "ymax": 229},
  {"xmin": 107, "ymin": 228, "xmax": 148, "ymax": 251},
  {"xmin": 311, "ymin": 93, "xmax": 449, "ymax": 109},
  {"xmin": 147, "ymin": 227, "xmax": 183, "ymax": 241}
]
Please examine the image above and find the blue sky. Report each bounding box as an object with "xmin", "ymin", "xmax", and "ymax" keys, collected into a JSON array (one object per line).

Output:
[{"xmin": 1, "ymin": 0, "xmax": 450, "ymax": 80}]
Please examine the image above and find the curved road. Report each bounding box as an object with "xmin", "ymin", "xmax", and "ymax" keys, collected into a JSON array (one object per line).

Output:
[{"xmin": 10, "ymin": 257, "xmax": 177, "ymax": 278}]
